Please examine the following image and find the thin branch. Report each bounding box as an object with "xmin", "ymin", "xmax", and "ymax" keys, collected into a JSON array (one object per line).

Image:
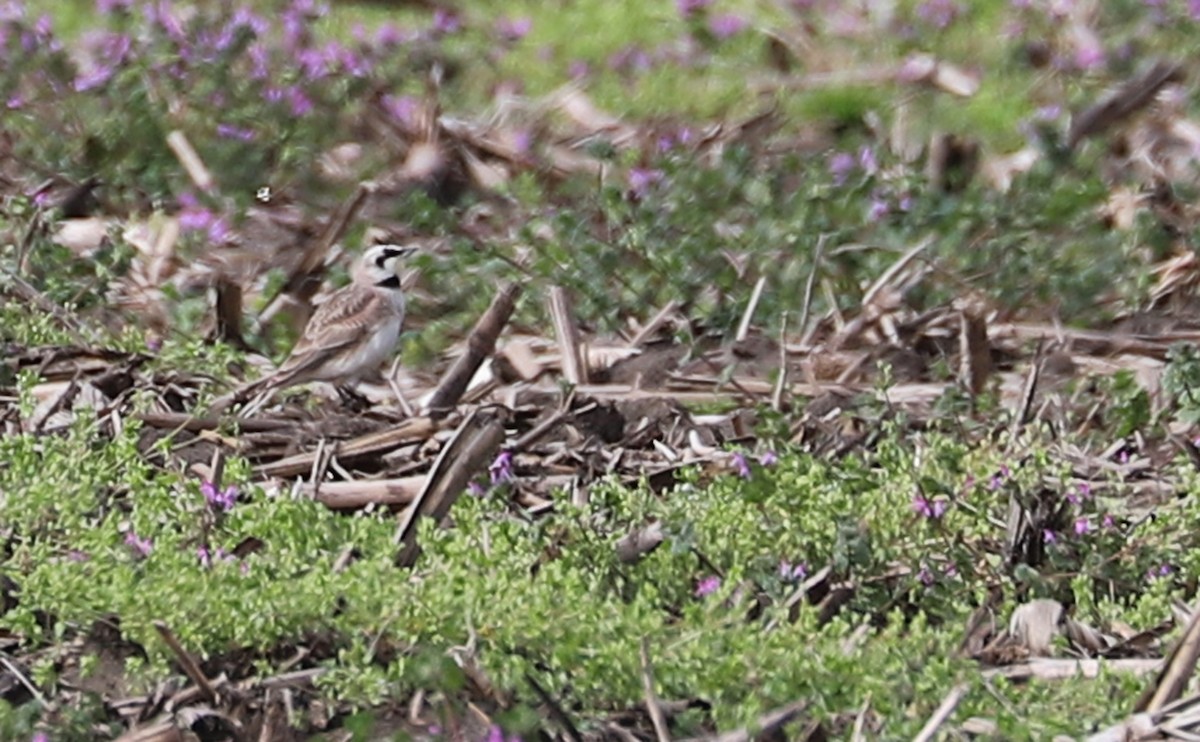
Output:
[
  {"xmin": 911, "ymin": 684, "xmax": 967, "ymax": 742},
  {"xmin": 255, "ymin": 181, "xmax": 376, "ymax": 331},
  {"xmin": 0, "ymin": 654, "xmax": 49, "ymax": 709},
  {"xmin": 640, "ymin": 637, "xmax": 672, "ymax": 742},
  {"xmin": 735, "ymin": 276, "xmax": 766, "ymax": 343},
  {"xmin": 549, "ymin": 285, "xmax": 588, "ymax": 385},
  {"xmin": 153, "ymin": 621, "xmax": 219, "ymax": 705},
  {"xmin": 524, "ymin": 671, "xmax": 584, "ymax": 742},
  {"xmin": 166, "ymin": 130, "xmax": 213, "ymax": 192},
  {"xmin": 393, "ymin": 408, "xmax": 507, "ymax": 565}
]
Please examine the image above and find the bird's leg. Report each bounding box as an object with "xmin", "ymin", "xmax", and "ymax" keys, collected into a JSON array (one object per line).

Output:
[{"xmin": 335, "ymin": 384, "xmax": 371, "ymax": 412}]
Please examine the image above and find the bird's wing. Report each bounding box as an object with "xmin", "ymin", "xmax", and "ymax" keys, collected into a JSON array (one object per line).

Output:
[{"xmin": 275, "ymin": 286, "xmax": 385, "ymax": 379}]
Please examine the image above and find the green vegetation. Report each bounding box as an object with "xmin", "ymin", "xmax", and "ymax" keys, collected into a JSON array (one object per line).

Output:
[
  {"xmin": 1, "ymin": 388, "xmax": 1194, "ymax": 738},
  {"xmin": 4, "ymin": 0, "xmax": 1200, "ymax": 738}
]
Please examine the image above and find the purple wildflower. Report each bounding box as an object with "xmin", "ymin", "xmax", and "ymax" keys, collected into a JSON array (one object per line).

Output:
[
  {"xmin": 287, "ymin": 86, "xmax": 313, "ymax": 116},
  {"xmin": 73, "ymin": 65, "xmax": 115, "ymax": 93},
  {"xmin": 207, "ymin": 217, "xmax": 232, "ymax": 245},
  {"xmin": 627, "ymin": 167, "xmax": 664, "ymax": 197},
  {"xmin": 198, "ymin": 546, "xmax": 233, "ymax": 569},
  {"xmin": 338, "ymin": 47, "xmax": 371, "ymax": 77},
  {"xmin": 1066, "ymin": 482, "xmax": 1091, "ymax": 506},
  {"xmin": 779, "ymin": 560, "xmax": 806, "ymax": 581},
  {"xmin": 759, "ymin": 451, "xmax": 778, "ymax": 467},
  {"xmin": 125, "ymin": 531, "xmax": 153, "ymax": 557},
  {"xmin": 694, "ymin": 575, "xmax": 721, "ymax": 597},
  {"xmin": 911, "ymin": 495, "xmax": 947, "ymax": 519},
  {"xmin": 375, "ymin": 23, "xmax": 409, "ymax": 46},
  {"xmin": 431, "ymin": 8, "xmax": 460, "ymax": 34},
  {"xmin": 6, "ymin": 95, "xmax": 22, "ymax": 109},
  {"xmin": 510, "ymin": 129, "xmax": 532, "ymax": 155},
  {"xmin": 858, "ymin": 146, "xmax": 878, "ymax": 175},
  {"xmin": 677, "ymin": 0, "xmax": 712, "ymax": 18},
  {"xmin": 146, "ymin": 1, "xmax": 185, "ymax": 42},
  {"xmin": 1073, "ymin": 517, "xmax": 1091, "ymax": 535},
  {"xmin": 207, "ymin": 24, "xmax": 236, "ymax": 53},
  {"xmin": 867, "ymin": 196, "xmax": 889, "ymax": 221},
  {"xmin": 708, "ymin": 13, "xmax": 747, "ymax": 39},
  {"xmin": 1074, "ymin": 41, "xmax": 1105, "ymax": 71},
  {"xmin": 97, "ymin": 0, "xmax": 132, "ymax": 13},
  {"xmin": 31, "ymin": 733, "xmax": 49, "ymax": 742},
  {"xmin": 0, "ymin": 3, "xmax": 23, "ymax": 24},
  {"xmin": 178, "ymin": 208, "xmax": 214, "ymax": 232},
  {"xmin": 382, "ymin": 94, "xmax": 418, "ymax": 127},
  {"xmin": 484, "ymin": 726, "xmax": 521, "ymax": 742},
  {"xmin": 730, "ymin": 452, "xmax": 752, "ymax": 479},
  {"xmin": 916, "ymin": 0, "xmax": 961, "ymax": 28},
  {"xmin": 1191, "ymin": 0, "xmax": 1200, "ymax": 20},
  {"xmin": 495, "ymin": 16, "xmax": 532, "ymax": 42},
  {"xmin": 467, "ymin": 481, "xmax": 486, "ymax": 497},
  {"xmin": 281, "ymin": 12, "xmax": 306, "ymax": 47},
  {"xmin": 1148, "ymin": 564, "xmax": 1173, "ymax": 580},
  {"xmin": 829, "ymin": 152, "xmax": 855, "ymax": 184},
  {"xmin": 568, "ymin": 59, "xmax": 589, "ymax": 79},
  {"xmin": 297, "ymin": 46, "xmax": 328, "ymax": 80},
  {"xmin": 216, "ymin": 123, "xmax": 255, "ymax": 141},
  {"xmin": 1102, "ymin": 513, "xmax": 1114, "ymax": 529},
  {"xmin": 1035, "ymin": 104, "xmax": 1063, "ymax": 121},
  {"xmin": 1042, "ymin": 529, "xmax": 1057, "ymax": 545},
  {"xmin": 608, "ymin": 45, "xmax": 652, "ymax": 74},
  {"xmin": 489, "ymin": 451, "xmax": 514, "ymax": 484},
  {"xmin": 229, "ymin": 7, "xmax": 269, "ymax": 37},
  {"xmin": 201, "ymin": 480, "xmax": 238, "ymax": 511},
  {"xmin": 917, "ymin": 566, "xmax": 934, "ymax": 585},
  {"xmin": 656, "ymin": 127, "xmax": 693, "ymax": 154}
]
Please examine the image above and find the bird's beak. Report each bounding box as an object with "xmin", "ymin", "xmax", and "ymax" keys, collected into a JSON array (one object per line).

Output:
[{"xmin": 377, "ymin": 244, "xmax": 419, "ymax": 261}]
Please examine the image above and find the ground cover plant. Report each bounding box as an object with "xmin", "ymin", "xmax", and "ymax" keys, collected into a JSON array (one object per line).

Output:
[{"xmin": 7, "ymin": 0, "xmax": 1200, "ymax": 740}]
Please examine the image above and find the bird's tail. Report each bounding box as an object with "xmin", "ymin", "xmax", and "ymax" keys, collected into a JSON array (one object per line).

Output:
[{"xmin": 209, "ymin": 374, "xmax": 279, "ymax": 416}]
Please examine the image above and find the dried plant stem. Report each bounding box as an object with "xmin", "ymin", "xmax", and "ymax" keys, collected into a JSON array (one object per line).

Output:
[
  {"xmin": 424, "ymin": 282, "xmax": 521, "ymax": 417},
  {"xmin": 153, "ymin": 621, "xmax": 219, "ymax": 705},
  {"xmin": 166, "ymin": 131, "xmax": 213, "ymax": 192},
  {"xmin": 549, "ymin": 285, "xmax": 588, "ymax": 384}
]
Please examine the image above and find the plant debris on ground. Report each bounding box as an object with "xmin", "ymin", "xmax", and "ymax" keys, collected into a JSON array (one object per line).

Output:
[{"xmin": 10, "ymin": 0, "xmax": 1200, "ymax": 740}]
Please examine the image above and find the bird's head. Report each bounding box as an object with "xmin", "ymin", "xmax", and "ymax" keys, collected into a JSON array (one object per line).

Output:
[{"xmin": 359, "ymin": 243, "xmax": 419, "ymax": 288}]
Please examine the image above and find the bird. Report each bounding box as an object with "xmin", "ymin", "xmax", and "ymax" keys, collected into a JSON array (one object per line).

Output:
[{"xmin": 223, "ymin": 243, "xmax": 418, "ymax": 413}]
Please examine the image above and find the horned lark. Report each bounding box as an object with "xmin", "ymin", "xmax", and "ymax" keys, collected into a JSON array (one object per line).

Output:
[{"xmin": 227, "ymin": 243, "xmax": 418, "ymax": 412}]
